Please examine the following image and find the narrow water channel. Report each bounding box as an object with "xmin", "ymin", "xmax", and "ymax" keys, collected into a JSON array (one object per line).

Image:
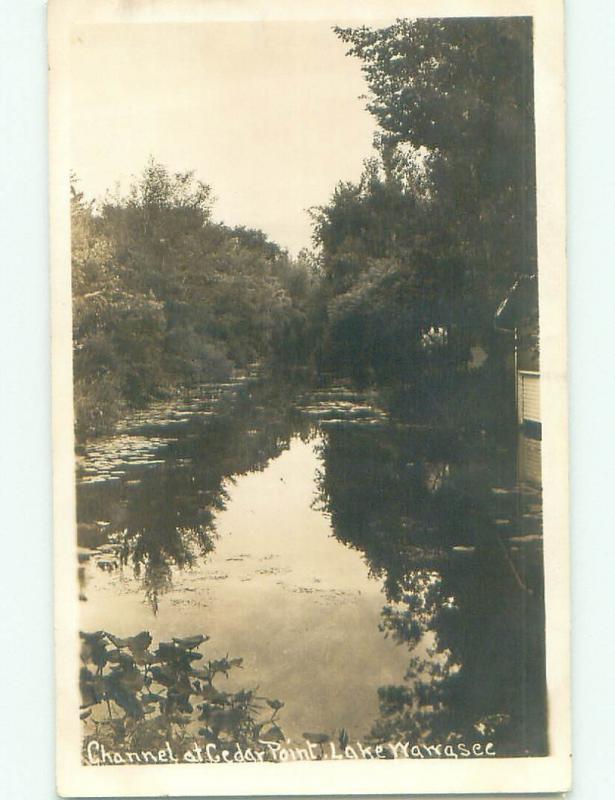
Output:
[{"xmin": 77, "ymin": 376, "xmax": 547, "ymax": 755}]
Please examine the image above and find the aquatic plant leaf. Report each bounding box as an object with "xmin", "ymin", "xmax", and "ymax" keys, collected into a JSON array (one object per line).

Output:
[
  {"xmin": 196, "ymin": 684, "xmax": 228, "ymax": 705},
  {"xmin": 172, "ymin": 634, "xmax": 208, "ymax": 650},
  {"xmin": 166, "ymin": 686, "xmax": 194, "ymax": 714},
  {"xmin": 105, "ymin": 633, "xmax": 130, "ymax": 649},
  {"xmin": 197, "ymin": 727, "xmax": 218, "ymax": 743},
  {"xmin": 106, "ymin": 648, "xmax": 134, "ymax": 668},
  {"xmin": 185, "ymin": 651, "xmax": 203, "ymax": 662},
  {"xmin": 80, "ymin": 631, "xmax": 109, "ymax": 669},
  {"xmin": 156, "ymin": 642, "xmax": 180, "ymax": 661},
  {"xmin": 156, "ymin": 642, "xmax": 202, "ymax": 671},
  {"xmin": 260, "ymin": 724, "xmax": 285, "ymax": 742},
  {"xmin": 115, "ymin": 664, "xmax": 144, "ymax": 693},
  {"xmin": 79, "ymin": 630, "xmax": 106, "ymax": 644},
  {"xmin": 141, "ymin": 692, "xmax": 165, "ymax": 705},
  {"xmin": 150, "ymin": 664, "xmax": 177, "ymax": 687},
  {"xmin": 191, "ymin": 667, "xmax": 214, "ymax": 682},
  {"xmin": 107, "ymin": 631, "xmax": 153, "ymax": 665},
  {"xmin": 232, "ymin": 689, "xmax": 254, "ymax": 705},
  {"xmin": 79, "ymin": 667, "xmax": 104, "ymax": 707},
  {"xmin": 105, "ymin": 671, "xmax": 144, "ymax": 719},
  {"xmin": 207, "ymin": 656, "xmax": 238, "ymax": 677},
  {"xmin": 128, "ymin": 631, "xmax": 153, "ymax": 651},
  {"xmin": 207, "ymin": 706, "xmax": 245, "ymax": 735}
]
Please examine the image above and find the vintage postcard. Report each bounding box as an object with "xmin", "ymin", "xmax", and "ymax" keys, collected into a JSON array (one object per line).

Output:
[{"xmin": 50, "ymin": 0, "xmax": 569, "ymax": 796}]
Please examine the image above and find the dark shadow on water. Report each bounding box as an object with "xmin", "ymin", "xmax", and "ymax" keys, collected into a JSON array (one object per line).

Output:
[{"xmin": 315, "ymin": 419, "xmax": 546, "ymax": 756}]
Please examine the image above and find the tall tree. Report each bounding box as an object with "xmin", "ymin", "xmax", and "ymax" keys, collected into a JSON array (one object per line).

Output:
[
  {"xmin": 310, "ymin": 18, "xmax": 537, "ymax": 388},
  {"xmin": 334, "ymin": 17, "xmax": 537, "ymax": 306}
]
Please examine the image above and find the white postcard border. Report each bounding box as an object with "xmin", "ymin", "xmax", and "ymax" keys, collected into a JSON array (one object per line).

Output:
[{"xmin": 50, "ymin": 0, "xmax": 569, "ymax": 795}]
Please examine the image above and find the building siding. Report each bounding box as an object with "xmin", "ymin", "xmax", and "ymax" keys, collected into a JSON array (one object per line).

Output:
[{"xmin": 518, "ymin": 370, "xmax": 540, "ymax": 424}]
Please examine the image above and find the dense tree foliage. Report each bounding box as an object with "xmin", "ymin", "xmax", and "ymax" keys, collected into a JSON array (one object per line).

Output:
[
  {"xmin": 73, "ymin": 19, "xmax": 536, "ymax": 436},
  {"xmin": 335, "ymin": 17, "xmax": 536, "ymax": 291},
  {"xmin": 310, "ymin": 17, "xmax": 536, "ymax": 393},
  {"xmin": 72, "ymin": 160, "xmax": 317, "ymax": 438}
]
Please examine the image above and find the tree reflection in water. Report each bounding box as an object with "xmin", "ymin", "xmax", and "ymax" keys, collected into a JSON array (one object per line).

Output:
[
  {"xmin": 78, "ymin": 378, "xmax": 311, "ymax": 610},
  {"xmin": 115, "ymin": 524, "xmax": 218, "ymax": 614},
  {"xmin": 375, "ymin": 569, "xmax": 462, "ymax": 745},
  {"xmin": 316, "ymin": 422, "xmax": 547, "ymax": 756}
]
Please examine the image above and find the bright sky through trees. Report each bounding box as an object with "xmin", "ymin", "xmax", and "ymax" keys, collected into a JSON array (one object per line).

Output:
[{"xmin": 70, "ymin": 21, "xmax": 379, "ymax": 255}]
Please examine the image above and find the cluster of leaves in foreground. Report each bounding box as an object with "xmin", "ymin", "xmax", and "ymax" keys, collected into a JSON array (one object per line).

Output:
[{"xmin": 80, "ymin": 630, "xmax": 285, "ymax": 758}]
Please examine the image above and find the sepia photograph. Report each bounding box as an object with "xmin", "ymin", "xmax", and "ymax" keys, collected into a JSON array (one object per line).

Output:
[{"xmin": 49, "ymin": 0, "xmax": 569, "ymax": 795}]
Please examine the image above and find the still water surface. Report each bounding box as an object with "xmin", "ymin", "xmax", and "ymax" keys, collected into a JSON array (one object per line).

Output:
[{"xmin": 77, "ymin": 376, "xmax": 547, "ymax": 755}]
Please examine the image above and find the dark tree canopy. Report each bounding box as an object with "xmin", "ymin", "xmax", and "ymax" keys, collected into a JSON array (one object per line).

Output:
[
  {"xmin": 334, "ymin": 17, "xmax": 537, "ymax": 287},
  {"xmin": 307, "ymin": 18, "xmax": 538, "ymax": 389}
]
